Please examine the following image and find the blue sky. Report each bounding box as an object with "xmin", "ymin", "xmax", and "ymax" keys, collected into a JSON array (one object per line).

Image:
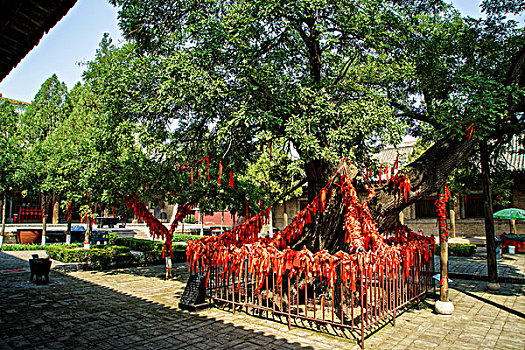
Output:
[
  {"xmin": 0, "ymin": 0, "xmax": 516, "ymax": 102},
  {"xmin": 0, "ymin": 0, "xmax": 123, "ymax": 102}
]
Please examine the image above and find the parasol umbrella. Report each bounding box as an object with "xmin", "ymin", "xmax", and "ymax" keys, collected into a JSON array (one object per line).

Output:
[{"xmin": 493, "ymin": 208, "xmax": 525, "ymax": 234}]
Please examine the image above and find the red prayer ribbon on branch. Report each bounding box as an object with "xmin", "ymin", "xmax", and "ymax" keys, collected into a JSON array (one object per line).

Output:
[{"xmin": 218, "ymin": 161, "xmax": 223, "ymax": 186}]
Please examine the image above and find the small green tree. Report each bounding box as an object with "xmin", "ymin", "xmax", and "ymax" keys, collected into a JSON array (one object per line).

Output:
[{"xmin": 0, "ymin": 101, "xmax": 23, "ymax": 246}]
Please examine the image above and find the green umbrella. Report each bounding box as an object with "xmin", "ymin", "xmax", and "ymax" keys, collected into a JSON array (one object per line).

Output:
[
  {"xmin": 493, "ymin": 208, "xmax": 525, "ymax": 221},
  {"xmin": 493, "ymin": 208, "xmax": 525, "ymax": 234}
]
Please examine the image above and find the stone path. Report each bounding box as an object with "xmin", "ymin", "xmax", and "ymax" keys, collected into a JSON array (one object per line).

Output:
[
  {"xmin": 1, "ymin": 250, "xmax": 524, "ymax": 349},
  {"xmin": 438, "ymin": 246, "xmax": 525, "ymax": 283}
]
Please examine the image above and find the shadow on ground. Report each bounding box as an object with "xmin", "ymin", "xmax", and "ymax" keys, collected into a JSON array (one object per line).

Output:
[{"xmin": 0, "ymin": 252, "xmax": 319, "ymax": 350}]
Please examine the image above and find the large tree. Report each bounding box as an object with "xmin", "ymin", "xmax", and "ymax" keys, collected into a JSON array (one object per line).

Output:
[
  {"xmin": 0, "ymin": 101, "xmax": 23, "ymax": 246},
  {"xmin": 102, "ymin": 0, "xmax": 524, "ymax": 252}
]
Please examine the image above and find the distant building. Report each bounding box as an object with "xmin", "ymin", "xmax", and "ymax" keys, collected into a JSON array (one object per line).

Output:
[{"xmin": 0, "ymin": 96, "xmax": 29, "ymax": 114}]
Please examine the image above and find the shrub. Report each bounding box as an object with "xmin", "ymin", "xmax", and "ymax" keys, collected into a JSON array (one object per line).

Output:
[
  {"xmin": 184, "ymin": 215, "xmax": 197, "ymax": 224},
  {"xmin": 435, "ymin": 244, "xmax": 477, "ymax": 256},
  {"xmin": 45, "ymin": 245, "xmax": 137, "ymax": 270},
  {"xmin": 45, "ymin": 245, "xmax": 89, "ymax": 262},
  {"xmin": 172, "ymin": 233, "xmax": 203, "ymax": 243},
  {"xmin": 115, "ymin": 238, "xmax": 187, "ymax": 264},
  {"xmin": 1, "ymin": 243, "xmax": 82, "ymax": 251},
  {"xmin": 115, "ymin": 238, "xmax": 164, "ymax": 252},
  {"xmin": 107, "ymin": 231, "xmax": 119, "ymax": 245}
]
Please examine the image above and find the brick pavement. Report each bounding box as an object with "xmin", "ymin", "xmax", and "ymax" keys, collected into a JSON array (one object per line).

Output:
[
  {"xmin": 1, "ymin": 250, "xmax": 524, "ymax": 349},
  {"xmin": 439, "ymin": 246, "xmax": 525, "ymax": 283}
]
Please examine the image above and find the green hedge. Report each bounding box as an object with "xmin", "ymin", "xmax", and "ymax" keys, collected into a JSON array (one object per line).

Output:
[
  {"xmin": 435, "ymin": 244, "xmax": 477, "ymax": 256},
  {"xmin": 45, "ymin": 245, "xmax": 137, "ymax": 270},
  {"xmin": 1, "ymin": 243, "xmax": 82, "ymax": 251},
  {"xmin": 115, "ymin": 238, "xmax": 188, "ymax": 264},
  {"xmin": 42, "ymin": 239, "xmax": 191, "ymax": 270},
  {"xmin": 172, "ymin": 233, "xmax": 203, "ymax": 243}
]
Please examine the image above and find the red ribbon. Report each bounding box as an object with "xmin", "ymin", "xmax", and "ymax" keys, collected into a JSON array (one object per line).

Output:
[{"xmin": 218, "ymin": 161, "xmax": 223, "ymax": 186}]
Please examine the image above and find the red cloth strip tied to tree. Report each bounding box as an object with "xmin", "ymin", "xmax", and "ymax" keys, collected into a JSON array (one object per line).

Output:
[
  {"xmin": 187, "ymin": 167, "xmax": 435, "ymax": 293},
  {"xmin": 162, "ymin": 203, "xmax": 194, "ymax": 258},
  {"xmin": 435, "ymin": 185, "xmax": 451, "ymax": 242},
  {"xmin": 125, "ymin": 196, "xmax": 194, "ymax": 257}
]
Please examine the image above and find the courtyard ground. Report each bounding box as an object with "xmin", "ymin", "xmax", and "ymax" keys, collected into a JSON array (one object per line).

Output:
[{"xmin": 0, "ymin": 248, "xmax": 523, "ymax": 349}]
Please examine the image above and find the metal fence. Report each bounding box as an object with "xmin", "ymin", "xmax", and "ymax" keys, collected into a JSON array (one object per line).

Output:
[{"xmin": 202, "ymin": 248, "xmax": 434, "ymax": 349}]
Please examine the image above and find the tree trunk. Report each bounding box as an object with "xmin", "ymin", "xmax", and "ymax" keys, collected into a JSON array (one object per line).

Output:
[
  {"xmin": 294, "ymin": 138, "xmax": 476, "ymax": 253},
  {"xmin": 480, "ymin": 140, "xmax": 499, "ymax": 285},
  {"xmin": 41, "ymin": 195, "xmax": 47, "ymax": 246},
  {"xmin": 0, "ymin": 191, "xmax": 6, "ymax": 247},
  {"xmin": 42, "ymin": 212, "xmax": 47, "ymax": 246},
  {"xmin": 292, "ymin": 160, "xmax": 349, "ymax": 252},
  {"xmin": 371, "ymin": 138, "xmax": 476, "ymax": 232},
  {"xmin": 84, "ymin": 217, "xmax": 92, "ymax": 249},
  {"xmin": 165, "ymin": 256, "xmax": 173, "ymax": 279}
]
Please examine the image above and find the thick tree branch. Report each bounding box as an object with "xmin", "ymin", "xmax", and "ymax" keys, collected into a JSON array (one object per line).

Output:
[
  {"xmin": 506, "ymin": 46, "xmax": 525, "ymax": 113},
  {"xmin": 369, "ymin": 138, "xmax": 477, "ymax": 231},
  {"xmin": 389, "ymin": 99, "xmax": 437, "ymax": 127}
]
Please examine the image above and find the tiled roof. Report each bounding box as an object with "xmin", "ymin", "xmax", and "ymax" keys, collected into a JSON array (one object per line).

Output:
[
  {"xmin": 0, "ymin": 96, "xmax": 29, "ymax": 106},
  {"xmin": 375, "ymin": 138, "xmax": 524, "ymax": 174},
  {"xmin": 501, "ymin": 137, "xmax": 525, "ymax": 173},
  {"xmin": 374, "ymin": 141, "xmax": 417, "ymax": 167},
  {"xmin": 0, "ymin": 0, "xmax": 78, "ymax": 82}
]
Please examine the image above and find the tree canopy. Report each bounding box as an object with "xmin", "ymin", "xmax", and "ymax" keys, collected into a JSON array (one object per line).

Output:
[{"xmin": 9, "ymin": 0, "xmax": 524, "ymax": 252}]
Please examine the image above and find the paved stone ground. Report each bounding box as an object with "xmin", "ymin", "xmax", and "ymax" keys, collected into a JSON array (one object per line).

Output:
[
  {"xmin": 1, "ymin": 250, "xmax": 524, "ymax": 350},
  {"xmin": 440, "ymin": 246, "xmax": 525, "ymax": 282}
]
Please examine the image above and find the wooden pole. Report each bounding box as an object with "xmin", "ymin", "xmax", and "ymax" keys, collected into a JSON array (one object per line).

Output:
[
  {"xmin": 435, "ymin": 186, "xmax": 454, "ymax": 314},
  {"xmin": 439, "ymin": 188, "xmax": 449, "ymax": 302},
  {"xmin": 480, "ymin": 140, "xmax": 499, "ymax": 291},
  {"xmin": 510, "ymin": 220, "xmax": 516, "ymax": 235}
]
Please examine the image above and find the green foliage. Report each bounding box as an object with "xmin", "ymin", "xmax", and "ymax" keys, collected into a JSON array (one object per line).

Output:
[
  {"xmin": 172, "ymin": 234, "xmax": 204, "ymax": 243},
  {"xmin": 114, "ymin": 238, "xmax": 188, "ymax": 263},
  {"xmin": 435, "ymin": 243, "xmax": 477, "ymax": 257},
  {"xmin": 45, "ymin": 245, "xmax": 89, "ymax": 262},
  {"xmin": 107, "ymin": 231, "xmax": 119, "ymax": 245},
  {"xmin": 0, "ymin": 243, "xmax": 82, "ymax": 251},
  {"xmin": 45, "ymin": 244, "xmax": 137, "ymax": 270},
  {"xmin": 183, "ymin": 215, "xmax": 197, "ymax": 224},
  {"xmin": 98, "ymin": 0, "xmax": 525, "ymax": 213},
  {"xmin": 115, "ymin": 238, "xmax": 164, "ymax": 252},
  {"xmin": 0, "ymin": 101, "xmax": 23, "ymax": 193}
]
